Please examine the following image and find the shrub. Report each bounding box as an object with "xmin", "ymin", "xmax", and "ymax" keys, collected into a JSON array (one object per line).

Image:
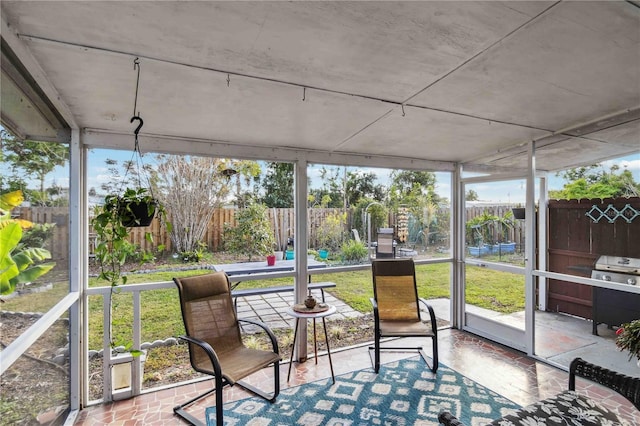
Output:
[
  {"xmin": 224, "ymin": 202, "xmax": 275, "ymax": 261},
  {"xmin": 316, "ymin": 211, "xmax": 346, "ymax": 252},
  {"xmin": 341, "ymin": 239, "xmax": 368, "ymax": 262}
]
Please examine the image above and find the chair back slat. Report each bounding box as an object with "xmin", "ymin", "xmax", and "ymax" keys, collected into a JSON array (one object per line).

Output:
[{"xmin": 372, "ymin": 259, "xmax": 420, "ymax": 321}]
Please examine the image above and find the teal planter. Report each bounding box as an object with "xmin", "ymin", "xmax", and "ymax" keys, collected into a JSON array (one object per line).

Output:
[
  {"xmin": 318, "ymin": 249, "xmax": 329, "ymax": 260},
  {"xmin": 285, "ymin": 250, "xmax": 294, "ymax": 260},
  {"xmin": 495, "ymin": 242, "xmax": 516, "ymax": 253},
  {"xmin": 468, "ymin": 245, "xmax": 490, "ymax": 256}
]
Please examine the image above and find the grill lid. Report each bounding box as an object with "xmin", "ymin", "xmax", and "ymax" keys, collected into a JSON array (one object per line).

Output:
[{"xmin": 593, "ymin": 256, "xmax": 640, "ymax": 275}]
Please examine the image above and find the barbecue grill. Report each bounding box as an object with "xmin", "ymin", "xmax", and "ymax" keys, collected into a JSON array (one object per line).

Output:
[{"xmin": 591, "ymin": 255, "xmax": 640, "ymax": 335}]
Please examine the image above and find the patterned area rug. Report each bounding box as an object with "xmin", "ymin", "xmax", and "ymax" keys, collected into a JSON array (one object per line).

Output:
[{"xmin": 206, "ymin": 357, "xmax": 520, "ymax": 425}]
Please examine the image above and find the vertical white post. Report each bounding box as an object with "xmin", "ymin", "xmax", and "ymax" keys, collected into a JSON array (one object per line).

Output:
[
  {"xmin": 102, "ymin": 292, "xmax": 113, "ymax": 402},
  {"xmin": 294, "ymin": 160, "xmax": 308, "ymax": 362},
  {"xmin": 538, "ymin": 175, "xmax": 548, "ymax": 311},
  {"xmin": 452, "ymin": 164, "xmax": 465, "ymax": 328},
  {"xmin": 525, "ymin": 141, "xmax": 537, "ymax": 356},
  {"xmin": 68, "ymin": 128, "xmax": 84, "ymax": 410},
  {"xmin": 132, "ymin": 291, "xmax": 143, "ymax": 395}
]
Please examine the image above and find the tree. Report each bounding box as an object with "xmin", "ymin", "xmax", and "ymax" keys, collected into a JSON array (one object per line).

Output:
[
  {"xmin": 345, "ymin": 171, "xmax": 386, "ymax": 207},
  {"xmin": 1, "ymin": 130, "xmax": 69, "ymax": 205},
  {"xmin": 222, "ymin": 159, "xmax": 262, "ymax": 208},
  {"xmin": 466, "ymin": 189, "xmax": 479, "ymax": 201},
  {"xmin": 261, "ymin": 162, "xmax": 293, "ymax": 207},
  {"xmin": 309, "ymin": 166, "xmax": 345, "ymax": 208},
  {"xmin": 388, "ymin": 170, "xmax": 439, "ymax": 207},
  {"xmin": 550, "ymin": 164, "xmax": 640, "ymax": 199},
  {"xmin": 154, "ymin": 155, "xmax": 231, "ymax": 254},
  {"xmin": 388, "ymin": 170, "xmax": 442, "ymax": 247}
]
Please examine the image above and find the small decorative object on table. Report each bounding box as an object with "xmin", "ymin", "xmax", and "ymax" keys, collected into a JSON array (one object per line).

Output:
[
  {"xmin": 304, "ymin": 290, "xmax": 317, "ymax": 309},
  {"xmin": 616, "ymin": 319, "xmax": 640, "ymax": 366},
  {"xmin": 292, "ymin": 303, "xmax": 329, "ymax": 313}
]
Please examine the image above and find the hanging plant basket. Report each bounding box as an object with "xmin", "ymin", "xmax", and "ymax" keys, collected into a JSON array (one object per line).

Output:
[
  {"xmin": 103, "ymin": 188, "xmax": 159, "ymax": 228},
  {"xmin": 512, "ymin": 208, "xmax": 526, "ymax": 220},
  {"xmin": 118, "ymin": 198, "xmax": 158, "ymax": 227}
]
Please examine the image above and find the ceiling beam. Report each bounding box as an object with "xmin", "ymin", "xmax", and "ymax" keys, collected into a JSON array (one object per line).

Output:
[
  {"xmin": 82, "ymin": 128, "xmax": 456, "ymax": 172},
  {"xmin": 464, "ymin": 107, "xmax": 640, "ymax": 170},
  {"xmin": 1, "ymin": 15, "xmax": 76, "ymax": 131}
]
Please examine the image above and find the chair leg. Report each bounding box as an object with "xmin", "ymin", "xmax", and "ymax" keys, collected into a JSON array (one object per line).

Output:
[
  {"xmin": 173, "ymin": 383, "xmax": 217, "ymax": 426},
  {"xmin": 369, "ymin": 335, "xmax": 381, "ymax": 373},
  {"xmin": 431, "ymin": 336, "xmax": 438, "ymax": 373},
  {"xmin": 369, "ymin": 337, "xmax": 438, "ymax": 374},
  {"xmin": 216, "ymin": 378, "xmax": 224, "ymax": 426},
  {"xmin": 237, "ymin": 360, "xmax": 280, "ymax": 402}
]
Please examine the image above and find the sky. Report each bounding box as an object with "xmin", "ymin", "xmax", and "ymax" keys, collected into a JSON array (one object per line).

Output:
[{"xmin": 19, "ymin": 148, "xmax": 640, "ymax": 205}]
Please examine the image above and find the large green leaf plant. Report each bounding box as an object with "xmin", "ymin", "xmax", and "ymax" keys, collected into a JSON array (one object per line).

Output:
[{"xmin": 0, "ymin": 190, "xmax": 55, "ymax": 295}]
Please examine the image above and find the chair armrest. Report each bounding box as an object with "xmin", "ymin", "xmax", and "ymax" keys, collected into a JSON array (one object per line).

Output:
[
  {"xmin": 437, "ymin": 411, "xmax": 466, "ymax": 426},
  {"xmin": 569, "ymin": 357, "xmax": 640, "ymax": 410},
  {"xmin": 178, "ymin": 335, "xmax": 223, "ymax": 378},
  {"xmin": 418, "ymin": 298, "xmax": 438, "ymax": 336},
  {"xmin": 238, "ymin": 318, "xmax": 280, "ymax": 355}
]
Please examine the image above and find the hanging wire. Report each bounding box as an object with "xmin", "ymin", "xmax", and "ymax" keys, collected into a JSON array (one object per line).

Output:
[
  {"xmin": 132, "ymin": 58, "xmax": 141, "ymax": 117},
  {"xmin": 120, "ymin": 57, "xmax": 152, "ymax": 193}
]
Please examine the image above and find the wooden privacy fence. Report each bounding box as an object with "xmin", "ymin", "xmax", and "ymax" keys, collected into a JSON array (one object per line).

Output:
[
  {"xmin": 19, "ymin": 207, "xmax": 354, "ymax": 260},
  {"xmin": 463, "ymin": 204, "xmax": 524, "ymax": 247},
  {"xmin": 547, "ymin": 197, "xmax": 640, "ymax": 319},
  {"xmin": 17, "ymin": 207, "xmax": 69, "ymax": 262},
  {"xmin": 21, "ymin": 204, "xmax": 528, "ymax": 261}
]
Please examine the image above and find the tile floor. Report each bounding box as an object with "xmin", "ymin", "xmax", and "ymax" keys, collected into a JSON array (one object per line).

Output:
[{"xmin": 74, "ymin": 328, "xmax": 640, "ymax": 425}]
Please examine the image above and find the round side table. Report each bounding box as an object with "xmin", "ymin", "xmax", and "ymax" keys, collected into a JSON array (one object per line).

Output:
[{"xmin": 286, "ymin": 304, "xmax": 337, "ymax": 383}]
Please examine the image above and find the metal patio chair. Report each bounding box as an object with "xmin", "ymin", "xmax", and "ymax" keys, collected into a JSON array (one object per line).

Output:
[
  {"xmin": 173, "ymin": 272, "xmax": 280, "ymax": 426},
  {"xmin": 369, "ymin": 258, "xmax": 438, "ymax": 373}
]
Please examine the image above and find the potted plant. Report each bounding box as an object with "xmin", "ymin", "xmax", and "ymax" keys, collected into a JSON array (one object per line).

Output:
[
  {"xmin": 104, "ymin": 187, "xmax": 159, "ymax": 228},
  {"xmin": 92, "ymin": 188, "xmax": 168, "ymax": 286},
  {"xmin": 512, "ymin": 205, "xmax": 526, "ymax": 220},
  {"xmin": 616, "ymin": 319, "xmax": 640, "ymax": 365},
  {"xmin": 91, "ymin": 186, "xmax": 169, "ymax": 359}
]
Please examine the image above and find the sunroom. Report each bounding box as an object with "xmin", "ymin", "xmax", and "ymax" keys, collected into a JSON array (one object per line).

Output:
[{"xmin": 1, "ymin": 1, "xmax": 639, "ymax": 425}]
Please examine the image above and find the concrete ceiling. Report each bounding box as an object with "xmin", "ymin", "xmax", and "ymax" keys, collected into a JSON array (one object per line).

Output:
[{"xmin": 1, "ymin": 1, "xmax": 639, "ymax": 173}]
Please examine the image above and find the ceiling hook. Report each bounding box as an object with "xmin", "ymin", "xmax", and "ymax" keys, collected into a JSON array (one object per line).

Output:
[
  {"xmin": 303, "ymin": 87, "xmax": 306, "ymax": 101},
  {"xmin": 227, "ymin": 74, "xmax": 231, "ymax": 87},
  {"xmin": 131, "ymin": 116, "xmax": 144, "ymax": 135},
  {"xmin": 401, "ymin": 104, "xmax": 406, "ymax": 117}
]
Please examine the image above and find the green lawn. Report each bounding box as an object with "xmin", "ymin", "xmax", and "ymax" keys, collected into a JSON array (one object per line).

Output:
[{"xmin": 4, "ymin": 262, "xmax": 524, "ymax": 350}]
